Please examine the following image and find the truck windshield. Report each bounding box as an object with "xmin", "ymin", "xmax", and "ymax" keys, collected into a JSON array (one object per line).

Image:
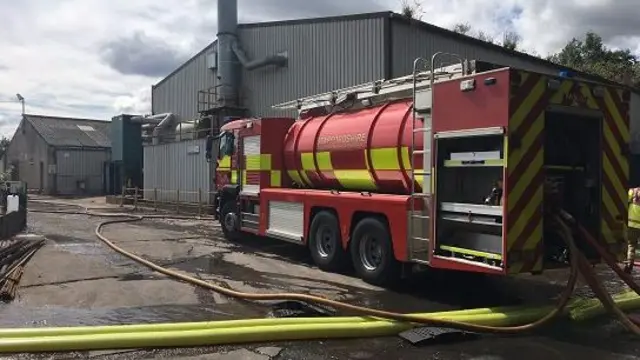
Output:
[{"xmin": 218, "ymin": 131, "xmax": 235, "ymax": 159}]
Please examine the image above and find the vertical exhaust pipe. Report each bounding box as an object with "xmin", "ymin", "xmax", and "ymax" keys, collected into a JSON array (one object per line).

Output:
[{"xmin": 216, "ymin": 0, "xmax": 239, "ymax": 106}]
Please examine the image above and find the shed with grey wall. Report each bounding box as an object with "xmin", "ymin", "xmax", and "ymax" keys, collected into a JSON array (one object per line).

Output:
[
  {"xmin": 3, "ymin": 119, "xmax": 51, "ymax": 192},
  {"xmin": 54, "ymin": 148, "xmax": 110, "ymax": 195},
  {"xmin": 4, "ymin": 115, "xmax": 111, "ymax": 195},
  {"xmin": 142, "ymin": 138, "xmax": 213, "ymax": 204}
]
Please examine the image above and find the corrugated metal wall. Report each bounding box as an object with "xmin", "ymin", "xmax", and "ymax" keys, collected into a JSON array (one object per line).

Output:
[
  {"xmin": 389, "ymin": 20, "xmax": 559, "ymax": 78},
  {"xmin": 5, "ymin": 120, "xmax": 50, "ymax": 192},
  {"xmin": 142, "ymin": 138, "xmax": 213, "ymax": 204},
  {"xmin": 239, "ymin": 17, "xmax": 386, "ymax": 118},
  {"xmin": 151, "ymin": 44, "xmax": 218, "ymax": 121},
  {"xmin": 55, "ymin": 148, "xmax": 109, "ymax": 195},
  {"xmin": 151, "ymin": 17, "xmax": 386, "ymax": 120}
]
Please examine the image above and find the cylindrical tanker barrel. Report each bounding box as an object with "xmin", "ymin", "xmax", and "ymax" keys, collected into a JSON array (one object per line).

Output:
[{"xmin": 283, "ymin": 99, "xmax": 426, "ymax": 194}]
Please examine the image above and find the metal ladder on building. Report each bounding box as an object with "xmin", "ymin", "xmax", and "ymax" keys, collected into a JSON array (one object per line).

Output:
[{"xmin": 407, "ymin": 52, "xmax": 467, "ymax": 264}]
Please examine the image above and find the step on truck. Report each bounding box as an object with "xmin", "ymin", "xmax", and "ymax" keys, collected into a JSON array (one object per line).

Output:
[{"xmin": 205, "ymin": 54, "xmax": 631, "ymax": 286}]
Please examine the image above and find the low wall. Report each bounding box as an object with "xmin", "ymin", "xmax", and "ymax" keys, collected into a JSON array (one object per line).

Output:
[{"xmin": 0, "ymin": 209, "xmax": 26, "ymax": 240}]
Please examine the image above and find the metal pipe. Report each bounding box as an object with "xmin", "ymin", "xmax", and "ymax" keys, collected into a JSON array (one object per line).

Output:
[
  {"xmin": 217, "ymin": 0, "xmax": 240, "ymax": 105},
  {"xmin": 151, "ymin": 113, "xmax": 179, "ymax": 145},
  {"xmin": 231, "ymin": 43, "xmax": 288, "ymax": 71},
  {"xmin": 216, "ymin": 0, "xmax": 288, "ymax": 106}
]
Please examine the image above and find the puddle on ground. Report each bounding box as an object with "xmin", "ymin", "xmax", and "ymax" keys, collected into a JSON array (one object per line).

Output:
[{"xmin": 0, "ymin": 304, "xmax": 240, "ymax": 328}]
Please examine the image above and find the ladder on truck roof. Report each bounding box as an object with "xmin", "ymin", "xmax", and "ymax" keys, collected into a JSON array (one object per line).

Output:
[
  {"xmin": 271, "ymin": 59, "xmax": 470, "ymax": 113},
  {"xmin": 407, "ymin": 52, "xmax": 467, "ymax": 265}
]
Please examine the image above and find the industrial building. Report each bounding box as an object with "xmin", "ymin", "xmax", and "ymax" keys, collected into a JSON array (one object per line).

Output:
[
  {"xmin": 4, "ymin": 114, "xmax": 111, "ymax": 195},
  {"xmin": 138, "ymin": 0, "xmax": 639, "ymax": 203}
]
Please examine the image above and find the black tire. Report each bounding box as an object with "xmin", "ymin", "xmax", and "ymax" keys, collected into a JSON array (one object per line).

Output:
[
  {"xmin": 220, "ymin": 201, "xmax": 241, "ymax": 241},
  {"xmin": 350, "ymin": 217, "xmax": 400, "ymax": 287},
  {"xmin": 308, "ymin": 211, "xmax": 350, "ymax": 272}
]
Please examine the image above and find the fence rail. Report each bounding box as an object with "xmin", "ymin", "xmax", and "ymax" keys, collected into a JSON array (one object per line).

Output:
[{"xmin": 120, "ymin": 187, "xmax": 217, "ymax": 216}]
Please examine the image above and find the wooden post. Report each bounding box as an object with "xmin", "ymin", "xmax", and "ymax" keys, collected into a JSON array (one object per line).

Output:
[
  {"xmin": 133, "ymin": 187, "xmax": 139, "ymax": 210},
  {"xmin": 176, "ymin": 189, "xmax": 180, "ymax": 214},
  {"xmin": 153, "ymin": 188, "xmax": 158, "ymax": 212},
  {"xmin": 120, "ymin": 185, "xmax": 125, "ymax": 207},
  {"xmin": 198, "ymin": 188, "xmax": 202, "ymax": 217}
]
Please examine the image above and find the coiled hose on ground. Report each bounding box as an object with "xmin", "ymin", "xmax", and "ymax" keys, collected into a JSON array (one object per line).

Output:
[{"xmin": 28, "ymin": 200, "xmax": 640, "ymax": 336}]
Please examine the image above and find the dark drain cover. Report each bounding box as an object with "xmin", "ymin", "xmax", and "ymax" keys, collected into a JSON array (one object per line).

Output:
[
  {"xmin": 268, "ymin": 300, "xmax": 336, "ymax": 318},
  {"xmin": 399, "ymin": 327, "xmax": 478, "ymax": 346}
]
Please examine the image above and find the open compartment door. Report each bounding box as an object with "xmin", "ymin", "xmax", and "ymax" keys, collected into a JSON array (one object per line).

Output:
[{"xmin": 431, "ymin": 127, "xmax": 506, "ymax": 273}]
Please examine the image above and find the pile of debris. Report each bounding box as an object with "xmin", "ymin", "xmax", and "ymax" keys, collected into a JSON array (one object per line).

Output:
[{"xmin": 0, "ymin": 235, "xmax": 45, "ymax": 302}]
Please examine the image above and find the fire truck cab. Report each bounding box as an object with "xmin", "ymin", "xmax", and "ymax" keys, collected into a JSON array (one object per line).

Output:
[{"xmin": 206, "ymin": 55, "xmax": 631, "ymax": 286}]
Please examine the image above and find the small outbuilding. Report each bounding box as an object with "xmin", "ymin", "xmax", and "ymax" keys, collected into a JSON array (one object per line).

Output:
[{"xmin": 3, "ymin": 114, "xmax": 111, "ymax": 195}]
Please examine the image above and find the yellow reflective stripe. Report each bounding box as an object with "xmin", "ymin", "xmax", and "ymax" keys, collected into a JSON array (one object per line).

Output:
[
  {"xmin": 333, "ymin": 170, "xmax": 376, "ymax": 190},
  {"xmin": 316, "ymin": 152, "xmax": 332, "ymax": 170},
  {"xmin": 440, "ymin": 245, "xmax": 502, "ymax": 260},
  {"xmin": 301, "ymin": 153, "xmax": 315, "ymax": 170},
  {"xmin": 401, "ymin": 147, "xmax": 412, "ymax": 170},
  {"xmin": 245, "ymin": 154, "xmax": 272, "ymax": 170},
  {"xmin": 219, "ymin": 156, "xmax": 231, "ymax": 167},
  {"xmin": 270, "ymin": 170, "xmax": 281, "ymax": 187},
  {"xmin": 369, "ymin": 148, "xmax": 400, "ymax": 170}
]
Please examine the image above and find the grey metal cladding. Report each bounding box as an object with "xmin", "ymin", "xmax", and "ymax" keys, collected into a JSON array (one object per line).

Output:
[
  {"xmin": 142, "ymin": 138, "xmax": 212, "ymax": 204},
  {"xmin": 151, "ymin": 42, "xmax": 219, "ymax": 120},
  {"xmin": 152, "ymin": 16, "xmax": 386, "ymax": 120},
  {"xmin": 239, "ymin": 16, "xmax": 386, "ymax": 118},
  {"xmin": 55, "ymin": 149, "xmax": 110, "ymax": 195},
  {"xmin": 389, "ymin": 19, "xmax": 559, "ymax": 78}
]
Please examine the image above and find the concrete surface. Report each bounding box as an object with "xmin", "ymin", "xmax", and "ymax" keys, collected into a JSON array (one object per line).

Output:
[{"xmin": 0, "ymin": 196, "xmax": 638, "ymax": 359}]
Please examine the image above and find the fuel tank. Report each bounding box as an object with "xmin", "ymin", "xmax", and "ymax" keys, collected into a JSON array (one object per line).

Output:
[{"xmin": 283, "ymin": 99, "xmax": 425, "ymax": 194}]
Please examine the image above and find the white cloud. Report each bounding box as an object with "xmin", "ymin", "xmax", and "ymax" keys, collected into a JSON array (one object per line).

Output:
[
  {"xmin": 113, "ymin": 87, "xmax": 152, "ymax": 115},
  {"xmin": 0, "ymin": 0, "xmax": 637, "ymax": 138}
]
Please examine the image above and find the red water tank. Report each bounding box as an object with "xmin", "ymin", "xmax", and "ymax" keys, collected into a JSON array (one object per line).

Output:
[{"xmin": 283, "ymin": 99, "xmax": 425, "ymax": 194}]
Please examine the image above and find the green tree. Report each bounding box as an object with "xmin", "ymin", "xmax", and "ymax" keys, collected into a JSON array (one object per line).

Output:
[
  {"xmin": 547, "ymin": 32, "xmax": 639, "ymax": 87},
  {"xmin": 451, "ymin": 23, "xmax": 519, "ymax": 50},
  {"xmin": 400, "ymin": 0, "xmax": 423, "ymax": 20},
  {"xmin": 0, "ymin": 137, "xmax": 9, "ymax": 158}
]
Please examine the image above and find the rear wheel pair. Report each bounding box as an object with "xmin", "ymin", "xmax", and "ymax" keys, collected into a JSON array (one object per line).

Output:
[{"xmin": 308, "ymin": 211, "xmax": 399, "ymax": 286}]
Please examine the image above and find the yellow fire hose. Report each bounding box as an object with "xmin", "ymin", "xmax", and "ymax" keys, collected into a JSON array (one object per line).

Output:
[{"xmin": 14, "ymin": 202, "xmax": 638, "ymax": 353}]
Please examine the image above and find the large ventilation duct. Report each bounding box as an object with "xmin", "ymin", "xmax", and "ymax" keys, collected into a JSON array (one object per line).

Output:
[
  {"xmin": 216, "ymin": 0, "xmax": 288, "ymax": 106},
  {"xmin": 151, "ymin": 113, "xmax": 179, "ymax": 145}
]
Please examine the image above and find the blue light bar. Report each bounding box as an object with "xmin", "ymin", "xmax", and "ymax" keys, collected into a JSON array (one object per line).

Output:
[{"xmin": 558, "ymin": 70, "xmax": 575, "ymax": 78}]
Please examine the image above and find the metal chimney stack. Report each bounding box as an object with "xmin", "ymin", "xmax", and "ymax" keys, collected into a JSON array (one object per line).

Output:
[{"xmin": 216, "ymin": 0, "xmax": 239, "ymax": 106}]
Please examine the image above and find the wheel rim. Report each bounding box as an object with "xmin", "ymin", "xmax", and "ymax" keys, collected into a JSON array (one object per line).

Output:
[
  {"xmin": 223, "ymin": 212, "xmax": 236, "ymax": 232},
  {"xmin": 316, "ymin": 225, "xmax": 335, "ymax": 258},
  {"xmin": 359, "ymin": 234, "xmax": 383, "ymax": 271}
]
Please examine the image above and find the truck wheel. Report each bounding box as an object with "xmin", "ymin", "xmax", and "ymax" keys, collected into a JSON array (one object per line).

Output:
[
  {"xmin": 308, "ymin": 211, "xmax": 349, "ymax": 272},
  {"xmin": 220, "ymin": 201, "xmax": 240, "ymax": 241},
  {"xmin": 350, "ymin": 217, "xmax": 400, "ymax": 287}
]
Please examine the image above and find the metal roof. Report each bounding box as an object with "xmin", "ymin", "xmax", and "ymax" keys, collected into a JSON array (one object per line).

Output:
[
  {"xmin": 24, "ymin": 114, "xmax": 111, "ymax": 148},
  {"xmin": 153, "ymin": 11, "xmax": 634, "ymax": 92}
]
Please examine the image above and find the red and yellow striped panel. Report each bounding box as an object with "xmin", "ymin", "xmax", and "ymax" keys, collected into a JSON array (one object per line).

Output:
[
  {"xmin": 216, "ymin": 153, "xmax": 282, "ymax": 189},
  {"xmin": 286, "ymin": 147, "xmax": 424, "ymax": 193},
  {"xmin": 506, "ymin": 71, "xmax": 546, "ymax": 274},
  {"xmin": 506, "ymin": 70, "xmax": 630, "ymax": 274}
]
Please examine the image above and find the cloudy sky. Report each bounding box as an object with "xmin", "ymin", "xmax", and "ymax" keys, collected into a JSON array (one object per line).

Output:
[{"xmin": 0, "ymin": 0, "xmax": 638, "ymax": 138}]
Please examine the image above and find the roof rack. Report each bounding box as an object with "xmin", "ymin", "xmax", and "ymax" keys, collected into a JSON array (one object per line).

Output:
[
  {"xmin": 272, "ymin": 60, "xmax": 510, "ymax": 113},
  {"xmin": 272, "ymin": 63, "xmax": 469, "ymax": 112}
]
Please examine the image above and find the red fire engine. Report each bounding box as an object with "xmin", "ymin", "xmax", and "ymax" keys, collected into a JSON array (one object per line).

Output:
[{"xmin": 206, "ymin": 54, "xmax": 631, "ymax": 286}]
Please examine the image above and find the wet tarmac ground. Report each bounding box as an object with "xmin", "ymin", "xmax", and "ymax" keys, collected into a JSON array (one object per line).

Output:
[{"xmin": 1, "ymin": 197, "xmax": 639, "ymax": 359}]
